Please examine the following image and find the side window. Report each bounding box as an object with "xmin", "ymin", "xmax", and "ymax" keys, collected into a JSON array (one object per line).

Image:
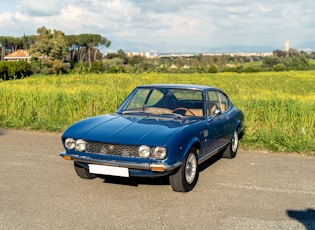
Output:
[
  {"xmin": 218, "ymin": 92, "xmax": 229, "ymax": 113},
  {"xmin": 206, "ymin": 90, "xmax": 229, "ymax": 115},
  {"xmin": 206, "ymin": 91, "xmax": 219, "ymax": 115}
]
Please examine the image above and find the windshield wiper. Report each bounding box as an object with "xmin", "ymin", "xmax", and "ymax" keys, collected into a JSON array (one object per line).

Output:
[
  {"xmin": 122, "ymin": 110, "xmax": 186, "ymax": 119},
  {"xmin": 122, "ymin": 110, "xmax": 150, "ymax": 115},
  {"xmin": 163, "ymin": 113, "xmax": 184, "ymax": 119}
]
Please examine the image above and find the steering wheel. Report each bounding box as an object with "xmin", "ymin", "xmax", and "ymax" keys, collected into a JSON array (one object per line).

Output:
[{"xmin": 172, "ymin": 107, "xmax": 196, "ymax": 116}]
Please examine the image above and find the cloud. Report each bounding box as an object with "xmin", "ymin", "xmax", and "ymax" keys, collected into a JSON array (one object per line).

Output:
[
  {"xmin": 17, "ymin": 0, "xmax": 62, "ymax": 16},
  {"xmin": 0, "ymin": 0, "xmax": 314, "ymax": 50},
  {"xmin": 129, "ymin": 0, "xmax": 201, "ymax": 13}
]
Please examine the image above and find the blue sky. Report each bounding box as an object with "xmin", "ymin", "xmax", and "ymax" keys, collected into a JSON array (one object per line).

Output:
[
  {"xmin": 2, "ymin": 0, "xmax": 15, "ymax": 12},
  {"xmin": 1, "ymin": 0, "xmax": 314, "ymax": 51}
]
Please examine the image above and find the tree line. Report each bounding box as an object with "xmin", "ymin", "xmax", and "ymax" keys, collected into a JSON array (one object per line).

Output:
[
  {"xmin": 1, "ymin": 26, "xmax": 315, "ymax": 80},
  {"xmin": 0, "ymin": 26, "xmax": 111, "ymax": 76}
]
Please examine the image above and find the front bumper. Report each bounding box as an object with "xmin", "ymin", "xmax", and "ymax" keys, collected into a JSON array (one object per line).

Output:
[{"xmin": 60, "ymin": 152, "xmax": 181, "ymax": 177}]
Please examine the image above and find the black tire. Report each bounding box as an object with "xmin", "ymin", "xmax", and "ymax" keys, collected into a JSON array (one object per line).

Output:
[
  {"xmin": 74, "ymin": 162, "xmax": 96, "ymax": 179},
  {"xmin": 169, "ymin": 147, "xmax": 199, "ymax": 192},
  {"xmin": 222, "ymin": 130, "xmax": 239, "ymax": 159}
]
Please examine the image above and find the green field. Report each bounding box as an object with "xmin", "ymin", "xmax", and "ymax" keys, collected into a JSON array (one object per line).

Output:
[{"xmin": 0, "ymin": 71, "xmax": 314, "ymax": 155}]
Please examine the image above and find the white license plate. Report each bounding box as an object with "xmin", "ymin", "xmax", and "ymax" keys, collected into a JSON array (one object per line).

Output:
[{"xmin": 89, "ymin": 164, "xmax": 129, "ymax": 177}]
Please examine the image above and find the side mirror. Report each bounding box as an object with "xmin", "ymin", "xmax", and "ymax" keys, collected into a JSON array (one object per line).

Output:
[
  {"xmin": 214, "ymin": 109, "xmax": 221, "ymax": 116},
  {"xmin": 207, "ymin": 109, "xmax": 221, "ymax": 122}
]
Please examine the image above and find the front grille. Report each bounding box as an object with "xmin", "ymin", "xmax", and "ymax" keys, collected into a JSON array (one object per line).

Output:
[{"xmin": 86, "ymin": 141, "xmax": 139, "ymax": 157}]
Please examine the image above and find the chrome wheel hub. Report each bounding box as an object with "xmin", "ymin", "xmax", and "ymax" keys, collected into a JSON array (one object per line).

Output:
[
  {"xmin": 185, "ymin": 153, "xmax": 197, "ymax": 184},
  {"xmin": 231, "ymin": 131, "xmax": 238, "ymax": 153}
]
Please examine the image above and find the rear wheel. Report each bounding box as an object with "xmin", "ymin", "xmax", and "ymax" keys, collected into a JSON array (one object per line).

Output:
[
  {"xmin": 222, "ymin": 130, "xmax": 239, "ymax": 159},
  {"xmin": 169, "ymin": 147, "xmax": 199, "ymax": 192},
  {"xmin": 74, "ymin": 162, "xmax": 96, "ymax": 179}
]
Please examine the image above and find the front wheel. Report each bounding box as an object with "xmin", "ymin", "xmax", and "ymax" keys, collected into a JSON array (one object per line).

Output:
[
  {"xmin": 74, "ymin": 162, "xmax": 97, "ymax": 179},
  {"xmin": 169, "ymin": 147, "xmax": 199, "ymax": 192},
  {"xmin": 222, "ymin": 130, "xmax": 239, "ymax": 159}
]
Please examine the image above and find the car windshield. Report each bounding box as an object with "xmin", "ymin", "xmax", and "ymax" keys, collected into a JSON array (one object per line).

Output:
[{"xmin": 119, "ymin": 87, "xmax": 204, "ymax": 117}]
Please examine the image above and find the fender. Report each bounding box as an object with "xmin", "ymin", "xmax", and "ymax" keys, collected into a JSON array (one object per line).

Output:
[
  {"xmin": 233, "ymin": 120, "xmax": 243, "ymax": 136},
  {"xmin": 181, "ymin": 137, "xmax": 200, "ymax": 162}
]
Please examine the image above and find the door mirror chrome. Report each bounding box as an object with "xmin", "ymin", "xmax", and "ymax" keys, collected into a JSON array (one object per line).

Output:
[
  {"xmin": 207, "ymin": 109, "xmax": 221, "ymax": 122},
  {"xmin": 214, "ymin": 109, "xmax": 221, "ymax": 116}
]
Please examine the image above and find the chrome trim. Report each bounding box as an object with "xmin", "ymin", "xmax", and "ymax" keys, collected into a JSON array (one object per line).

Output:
[
  {"xmin": 60, "ymin": 152, "xmax": 181, "ymax": 171},
  {"xmin": 198, "ymin": 142, "xmax": 229, "ymax": 164}
]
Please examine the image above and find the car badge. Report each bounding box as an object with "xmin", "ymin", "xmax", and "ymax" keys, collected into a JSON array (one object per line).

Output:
[{"xmin": 108, "ymin": 145, "xmax": 115, "ymax": 151}]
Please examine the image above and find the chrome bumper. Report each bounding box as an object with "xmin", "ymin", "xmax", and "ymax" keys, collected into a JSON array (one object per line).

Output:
[{"xmin": 60, "ymin": 152, "xmax": 181, "ymax": 172}]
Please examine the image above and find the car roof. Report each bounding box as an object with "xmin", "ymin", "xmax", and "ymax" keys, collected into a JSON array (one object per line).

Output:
[{"xmin": 138, "ymin": 84, "xmax": 219, "ymax": 91}]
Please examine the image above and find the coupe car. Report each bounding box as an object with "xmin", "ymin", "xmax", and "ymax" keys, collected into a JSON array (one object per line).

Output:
[{"xmin": 60, "ymin": 84, "xmax": 244, "ymax": 192}]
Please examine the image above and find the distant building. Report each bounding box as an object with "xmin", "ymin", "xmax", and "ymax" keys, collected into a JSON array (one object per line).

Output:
[
  {"xmin": 285, "ymin": 40, "xmax": 290, "ymax": 52},
  {"xmin": 4, "ymin": 50, "xmax": 31, "ymax": 62}
]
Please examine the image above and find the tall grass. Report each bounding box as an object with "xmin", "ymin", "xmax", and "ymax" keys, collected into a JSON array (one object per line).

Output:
[{"xmin": 0, "ymin": 71, "xmax": 314, "ymax": 154}]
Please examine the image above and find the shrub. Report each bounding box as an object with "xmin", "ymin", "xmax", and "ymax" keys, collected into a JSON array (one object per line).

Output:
[
  {"xmin": 62, "ymin": 62, "xmax": 71, "ymax": 73},
  {"xmin": 0, "ymin": 61, "xmax": 8, "ymax": 80},
  {"xmin": 262, "ymin": 56, "xmax": 281, "ymax": 69},
  {"xmin": 242, "ymin": 66, "xmax": 260, "ymax": 73},
  {"xmin": 1, "ymin": 61, "xmax": 32, "ymax": 79},
  {"xmin": 52, "ymin": 59, "xmax": 64, "ymax": 74},
  {"xmin": 90, "ymin": 61, "xmax": 104, "ymax": 73},
  {"xmin": 273, "ymin": 63, "xmax": 286, "ymax": 72},
  {"xmin": 30, "ymin": 58, "xmax": 42, "ymax": 74},
  {"xmin": 208, "ymin": 64, "xmax": 218, "ymax": 73},
  {"xmin": 16, "ymin": 61, "xmax": 32, "ymax": 78}
]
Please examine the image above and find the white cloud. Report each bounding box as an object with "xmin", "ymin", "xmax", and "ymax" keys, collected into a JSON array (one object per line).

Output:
[
  {"xmin": 17, "ymin": 0, "xmax": 62, "ymax": 16},
  {"xmin": 0, "ymin": 0, "xmax": 314, "ymax": 50}
]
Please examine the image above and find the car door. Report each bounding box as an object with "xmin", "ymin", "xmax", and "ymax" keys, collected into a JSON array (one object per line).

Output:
[
  {"xmin": 216, "ymin": 91, "xmax": 233, "ymax": 145},
  {"xmin": 202, "ymin": 90, "xmax": 230, "ymax": 155}
]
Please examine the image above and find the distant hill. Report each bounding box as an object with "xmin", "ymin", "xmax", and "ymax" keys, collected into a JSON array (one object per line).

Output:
[
  {"xmin": 105, "ymin": 40, "xmax": 315, "ymax": 54},
  {"xmin": 297, "ymin": 41, "xmax": 315, "ymax": 52}
]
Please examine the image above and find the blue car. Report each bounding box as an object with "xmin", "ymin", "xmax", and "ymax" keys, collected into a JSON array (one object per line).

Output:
[{"xmin": 60, "ymin": 84, "xmax": 244, "ymax": 192}]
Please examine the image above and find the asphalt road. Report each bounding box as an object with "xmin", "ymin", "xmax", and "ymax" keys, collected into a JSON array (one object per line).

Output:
[{"xmin": 0, "ymin": 128, "xmax": 314, "ymax": 230}]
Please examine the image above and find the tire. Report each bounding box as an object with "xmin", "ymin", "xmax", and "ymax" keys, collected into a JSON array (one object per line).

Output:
[
  {"xmin": 74, "ymin": 162, "xmax": 97, "ymax": 179},
  {"xmin": 222, "ymin": 129, "xmax": 239, "ymax": 159},
  {"xmin": 169, "ymin": 147, "xmax": 199, "ymax": 192}
]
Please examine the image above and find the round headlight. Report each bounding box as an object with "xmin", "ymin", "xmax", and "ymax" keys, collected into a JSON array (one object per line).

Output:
[
  {"xmin": 75, "ymin": 139, "xmax": 86, "ymax": 152},
  {"xmin": 65, "ymin": 138, "xmax": 75, "ymax": 150},
  {"xmin": 153, "ymin": 146, "xmax": 167, "ymax": 159},
  {"xmin": 138, "ymin": 145, "xmax": 151, "ymax": 158}
]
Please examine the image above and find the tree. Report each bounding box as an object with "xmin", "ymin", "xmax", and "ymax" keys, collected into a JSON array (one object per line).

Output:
[
  {"xmin": 30, "ymin": 27, "xmax": 68, "ymax": 73},
  {"xmin": 0, "ymin": 36, "xmax": 25, "ymax": 59},
  {"xmin": 65, "ymin": 35, "xmax": 80, "ymax": 67},
  {"xmin": 262, "ymin": 56, "xmax": 281, "ymax": 69},
  {"xmin": 217, "ymin": 54, "xmax": 229, "ymax": 67},
  {"xmin": 0, "ymin": 36, "xmax": 8, "ymax": 60},
  {"xmin": 66, "ymin": 34, "xmax": 111, "ymax": 68},
  {"xmin": 30, "ymin": 26, "xmax": 53, "ymax": 57},
  {"xmin": 50, "ymin": 30, "xmax": 68, "ymax": 61},
  {"xmin": 79, "ymin": 34, "xmax": 111, "ymax": 69},
  {"xmin": 288, "ymin": 48, "xmax": 301, "ymax": 57},
  {"xmin": 51, "ymin": 59, "xmax": 64, "ymax": 74},
  {"xmin": 273, "ymin": 49, "xmax": 286, "ymax": 57}
]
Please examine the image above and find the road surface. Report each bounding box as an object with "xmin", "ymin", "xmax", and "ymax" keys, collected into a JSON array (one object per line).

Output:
[{"xmin": 0, "ymin": 129, "xmax": 314, "ymax": 230}]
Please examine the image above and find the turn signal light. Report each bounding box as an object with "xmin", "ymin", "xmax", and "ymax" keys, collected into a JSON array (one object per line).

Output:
[
  {"xmin": 150, "ymin": 164, "xmax": 165, "ymax": 172},
  {"xmin": 63, "ymin": 156, "xmax": 72, "ymax": 160}
]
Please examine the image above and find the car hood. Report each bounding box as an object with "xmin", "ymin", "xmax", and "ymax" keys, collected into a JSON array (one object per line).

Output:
[{"xmin": 63, "ymin": 114, "xmax": 196, "ymax": 146}]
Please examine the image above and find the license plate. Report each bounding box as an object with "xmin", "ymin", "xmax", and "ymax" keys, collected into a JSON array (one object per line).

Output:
[{"xmin": 89, "ymin": 164, "xmax": 129, "ymax": 177}]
